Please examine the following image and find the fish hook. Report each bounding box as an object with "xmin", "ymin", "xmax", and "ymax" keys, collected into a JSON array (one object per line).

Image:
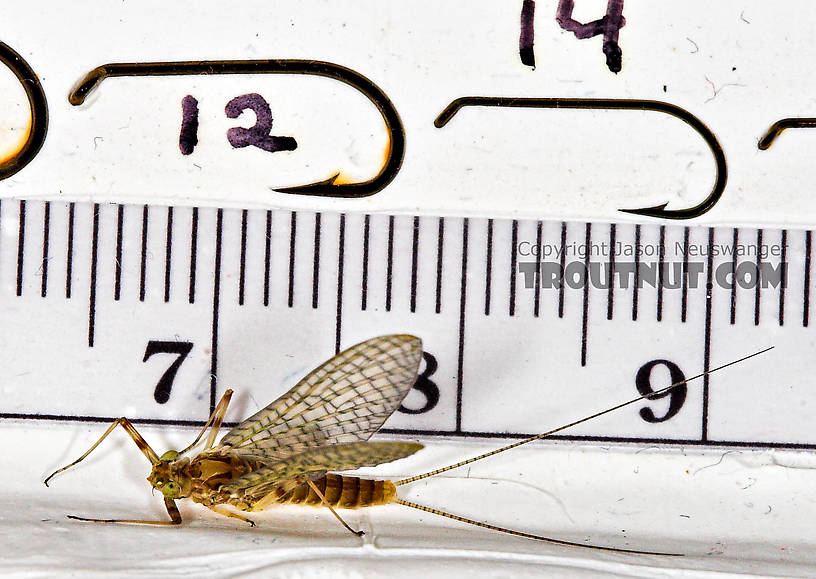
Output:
[{"xmin": 68, "ymin": 59, "xmax": 405, "ymax": 198}]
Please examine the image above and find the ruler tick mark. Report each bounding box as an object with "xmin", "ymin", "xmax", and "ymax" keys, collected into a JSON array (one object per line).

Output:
[
  {"xmin": 410, "ymin": 216, "xmax": 419, "ymax": 313},
  {"xmin": 263, "ymin": 210, "xmax": 272, "ymax": 307},
  {"xmin": 607, "ymin": 224, "xmax": 616, "ymax": 320},
  {"xmin": 702, "ymin": 227, "xmax": 715, "ymax": 442},
  {"xmin": 456, "ymin": 218, "xmax": 469, "ymax": 433},
  {"xmin": 509, "ymin": 220, "xmax": 518, "ymax": 317},
  {"xmin": 385, "ymin": 215, "xmax": 394, "ymax": 312},
  {"xmin": 189, "ymin": 207, "xmax": 198, "ymax": 304},
  {"xmin": 16, "ymin": 200, "xmax": 25, "ymax": 296},
  {"xmin": 88, "ymin": 204, "xmax": 100, "ymax": 348},
  {"xmin": 66, "ymin": 203, "xmax": 75, "ymax": 299},
  {"xmin": 210, "ymin": 209, "xmax": 223, "ymax": 415},
  {"xmin": 533, "ymin": 221, "xmax": 542, "ymax": 317},
  {"xmin": 239, "ymin": 209, "xmax": 248, "ymax": 306},
  {"xmin": 805, "ymin": 230, "xmax": 812, "ymax": 327},
  {"xmin": 558, "ymin": 222, "xmax": 566, "ymax": 318},
  {"xmin": 485, "ymin": 219, "xmax": 493, "ymax": 316},
  {"xmin": 312, "ymin": 212, "xmax": 321, "ymax": 309},
  {"xmin": 114, "ymin": 205, "xmax": 124, "ymax": 301},
  {"xmin": 779, "ymin": 229, "xmax": 787, "ymax": 326},
  {"xmin": 361, "ymin": 214, "xmax": 370, "ymax": 311},
  {"xmin": 435, "ymin": 217, "xmax": 445, "ymax": 314},
  {"xmin": 335, "ymin": 213, "xmax": 345, "ymax": 354},
  {"xmin": 755, "ymin": 229, "xmax": 763, "ymax": 326},
  {"xmin": 139, "ymin": 205, "xmax": 149, "ymax": 302},
  {"xmin": 41, "ymin": 201, "xmax": 50, "ymax": 298},
  {"xmin": 164, "ymin": 206, "xmax": 174, "ymax": 303},
  {"xmin": 288, "ymin": 211, "xmax": 297, "ymax": 308},
  {"xmin": 632, "ymin": 225, "xmax": 641, "ymax": 321},
  {"xmin": 580, "ymin": 223, "xmax": 591, "ymax": 367},
  {"xmin": 681, "ymin": 226, "xmax": 690, "ymax": 323},
  {"xmin": 730, "ymin": 228, "xmax": 738, "ymax": 325},
  {"xmin": 657, "ymin": 225, "xmax": 665, "ymax": 322}
]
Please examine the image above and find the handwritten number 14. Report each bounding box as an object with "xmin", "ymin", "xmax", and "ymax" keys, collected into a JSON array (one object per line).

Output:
[{"xmin": 179, "ymin": 94, "xmax": 297, "ymax": 156}]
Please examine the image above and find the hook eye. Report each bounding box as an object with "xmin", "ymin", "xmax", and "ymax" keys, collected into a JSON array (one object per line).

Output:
[
  {"xmin": 68, "ymin": 59, "xmax": 404, "ymax": 198},
  {"xmin": 435, "ymin": 96, "xmax": 727, "ymax": 220},
  {"xmin": 0, "ymin": 42, "xmax": 48, "ymax": 181}
]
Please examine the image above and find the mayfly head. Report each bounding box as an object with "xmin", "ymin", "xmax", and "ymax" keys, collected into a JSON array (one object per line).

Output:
[{"xmin": 147, "ymin": 451, "xmax": 193, "ymax": 499}]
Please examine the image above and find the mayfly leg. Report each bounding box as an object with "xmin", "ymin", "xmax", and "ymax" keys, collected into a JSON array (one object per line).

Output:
[
  {"xmin": 176, "ymin": 389, "xmax": 234, "ymax": 455},
  {"xmin": 306, "ymin": 478, "xmax": 364, "ymax": 537},
  {"xmin": 44, "ymin": 417, "xmax": 160, "ymax": 486},
  {"xmin": 67, "ymin": 498, "xmax": 183, "ymax": 526}
]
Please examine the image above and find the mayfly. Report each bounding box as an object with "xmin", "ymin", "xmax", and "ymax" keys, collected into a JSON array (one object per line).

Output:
[{"xmin": 45, "ymin": 335, "xmax": 771, "ymax": 556}]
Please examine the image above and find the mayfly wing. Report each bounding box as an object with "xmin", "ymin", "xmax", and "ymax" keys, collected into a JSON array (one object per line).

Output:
[
  {"xmin": 219, "ymin": 441, "xmax": 423, "ymax": 501},
  {"xmin": 209, "ymin": 334, "xmax": 423, "ymax": 460}
]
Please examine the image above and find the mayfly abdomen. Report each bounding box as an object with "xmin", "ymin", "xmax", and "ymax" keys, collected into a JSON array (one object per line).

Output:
[{"xmin": 282, "ymin": 475, "xmax": 396, "ymax": 508}]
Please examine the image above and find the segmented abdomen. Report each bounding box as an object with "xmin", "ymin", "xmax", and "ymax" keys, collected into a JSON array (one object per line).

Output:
[{"xmin": 281, "ymin": 475, "xmax": 396, "ymax": 508}]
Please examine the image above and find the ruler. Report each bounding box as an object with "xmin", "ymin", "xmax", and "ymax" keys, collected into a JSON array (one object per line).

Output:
[{"xmin": 0, "ymin": 199, "xmax": 798, "ymax": 449}]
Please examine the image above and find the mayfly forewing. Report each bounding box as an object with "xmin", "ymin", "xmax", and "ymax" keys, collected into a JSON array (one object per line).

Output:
[{"xmin": 210, "ymin": 334, "xmax": 423, "ymax": 460}]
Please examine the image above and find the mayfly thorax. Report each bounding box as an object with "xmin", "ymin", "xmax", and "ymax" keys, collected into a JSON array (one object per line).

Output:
[{"xmin": 44, "ymin": 334, "xmax": 772, "ymax": 556}]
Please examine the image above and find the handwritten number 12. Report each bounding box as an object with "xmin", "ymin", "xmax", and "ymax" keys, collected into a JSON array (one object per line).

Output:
[{"xmin": 179, "ymin": 93, "xmax": 297, "ymax": 156}]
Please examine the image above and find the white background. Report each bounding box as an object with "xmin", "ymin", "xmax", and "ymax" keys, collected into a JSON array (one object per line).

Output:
[{"xmin": 2, "ymin": 1, "xmax": 816, "ymax": 576}]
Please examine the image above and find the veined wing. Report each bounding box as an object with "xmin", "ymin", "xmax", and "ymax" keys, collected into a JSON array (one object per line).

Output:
[
  {"xmin": 219, "ymin": 441, "xmax": 423, "ymax": 502},
  {"xmin": 211, "ymin": 335, "xmax": 423, "ymax": 460}
]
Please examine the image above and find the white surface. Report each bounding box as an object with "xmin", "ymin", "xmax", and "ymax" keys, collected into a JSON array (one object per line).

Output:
[
  {"xmin": 6, "ymin": 420, "xmax": 816, "ymax": 578},
  {"xmin": 2, "ymin": 1, "xmax": 816, "ymax": 577},
  {"xmin": 0, "ymin": 1, "xmax": 816, "ymax": 225}
]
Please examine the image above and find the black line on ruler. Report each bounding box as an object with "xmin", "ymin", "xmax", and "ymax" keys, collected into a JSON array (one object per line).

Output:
[
  {"xmin": 755, "ymin": 229, "xmax": 763, "ymax": 325},
  {"xmin": 88, "ymin": 204, "xmax": 100, "ymax": 348},
  {"xmin": 312, "ymin": 212, "xmax": 322, "ymax": 309},
  {"xmin": 435, "ymin": 217, "xmax": 445, "ymax": 314},
  {"xmin": 189, "ymin": 207, "xmax": 198, "ymax": 304},
  {"xmin": 702, "ymin": 227, "xmax": 715, "ymax": 442},
  {"xmin": 656, "ymin": 225, "xmax": 665, "ymax": 322},
  {"xmin": 632, "ymin": 224, "xmax": 641, "ymax": 321},
  {"xmin": 164, "ymin": 206, "xmax": 174, "ymax": 303},
  {"xmin": 139, "ymin": 205, "xmax": 148, "ymax": 302},
  {"xmin": 335, "ymin": 214, "xmax": 346, "ymax": 354},
  {"xmin": 730, "ymin": 228, "xmax": 738, "ymax": 325},
  {"xmin": 580, "ymin": 223, "xmax": 591, "ymax": 367},
  {"xmin": 779, "ymin": 229, "xmax": 787, "ymax": 326},
  {"xmin": 210, "ymin": 209, "xmax": 223, "ymax": 415},
  {"xmin": 681, "ymin": 226, "xmax": 690, "ymax": 323},
  {"xmin": 16, "ymin": 200, "xmax": 25, "ymax": 296},
  {"xmin": 239, "ymin": 209, "xmax": 248, "ymax": 306},
  {"xmin": 607, "ymin": 224, "xmax": 616, "ymax": 320},
  {"xmin": 41, "ymin": 201, "xmax": 50, "ymax": 298},
  {"xmin": 114, "ymin": 205, "xmax": 123, "ymax": 301},
  {"xmin": 558, "ymin": 222, "xmax": 566, "ymax": 318},
  {"xmin": 456, "ymin": 218, "xmax": 469, "ymax": 433},
  {"xmin": 385, "ymin": 215, "xmax": 394, "ymax": 312},
  {"xmin": 533, "ymin": 221, "xmax": 542, "ymax": 317},
  {"xmin": 65, "ymin": 203, "xmax": 75, "ymax": 299},
  {"xmin": 805, "ymin": 230, "xmax": 812, "ymax": 327},
  {"xmin": 361, "ymin": 214, "xmax": 370, "ymax": 311},
  {"xmin": 410, "ymin": 216, "xmax": 419, "ymax": 313},
  {"xmin": 509, "ymin": 220, "xmax": 518, "ymax": 316},
  {"xmin": 14, "ymin": 411, "xmax": 816, "ymax": 452},
  {"xmin": 288, "ymin": 211, "xmax": 297, "ymax": 308},
  {"xmin": 485, "ymin": 219, "xmax": 493, "ymax": 316},
  {"xmin": 264, "ymin": 210, "xmax": 272, "ymax": 307}
]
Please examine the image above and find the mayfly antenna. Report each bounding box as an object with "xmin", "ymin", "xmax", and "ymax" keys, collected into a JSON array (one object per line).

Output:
[{"xmin": 395, "ymin": 346, "xmax": 773, "ymax": 487}]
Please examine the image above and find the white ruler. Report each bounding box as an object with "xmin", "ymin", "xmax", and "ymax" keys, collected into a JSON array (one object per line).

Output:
[{"xmin": 0, "ymin": 199, "xmax": 798, "ymax": 449}]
